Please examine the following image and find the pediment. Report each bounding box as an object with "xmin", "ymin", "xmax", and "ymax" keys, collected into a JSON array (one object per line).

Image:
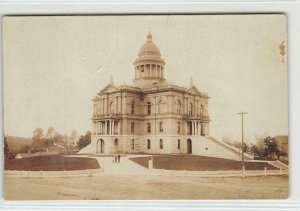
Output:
[
  {"xmin": 186, "ymin": 86, "xmax": 202, "ymax": 95},
  {"xmin": 98, "ymin": 83, "xmax": 119, "ymax": 94}
]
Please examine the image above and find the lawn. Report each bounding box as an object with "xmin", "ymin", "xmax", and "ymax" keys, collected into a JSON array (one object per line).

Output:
[
  {"xmin": 130, "ymin": 155, "xmax": 278, "ymax": 171},
  {"xmin": 5, "ymin": 155, "xmax": 100, "ymax": 171}
]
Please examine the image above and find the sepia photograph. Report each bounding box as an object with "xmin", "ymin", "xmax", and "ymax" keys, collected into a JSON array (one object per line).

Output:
[{"xmin": 3, "ymin": 15, "xmax": 288, "ymax": 200}]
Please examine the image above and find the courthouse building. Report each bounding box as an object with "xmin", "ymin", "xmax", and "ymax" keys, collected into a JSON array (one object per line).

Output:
[{"xmin": 79, "ymin": 33, "xmax": 246, "ymax": 159}]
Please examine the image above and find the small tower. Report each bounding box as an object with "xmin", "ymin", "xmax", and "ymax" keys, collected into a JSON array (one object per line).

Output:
[{"xmin": 133, "ymin": 32, "xmax": 166, "ymax": 87}]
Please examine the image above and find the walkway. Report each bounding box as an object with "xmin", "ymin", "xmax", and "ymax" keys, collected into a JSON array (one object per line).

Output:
[{"xmin": 94, "ymin": 155, "xmax": 149, "ymax": 175}]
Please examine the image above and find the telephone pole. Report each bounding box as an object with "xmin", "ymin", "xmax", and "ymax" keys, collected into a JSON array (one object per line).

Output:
[
  {"xmin": 153, "ymin": 83, "xmax": 158, "ymax": 154},
  {"xmin": 237, "ymin": 112, "xmax": 248, "ymax": 177}
]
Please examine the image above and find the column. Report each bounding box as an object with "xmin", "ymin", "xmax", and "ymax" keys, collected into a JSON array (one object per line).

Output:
[
  {"xmin": 103, "ymin": 122, "xmax": 105, "ymax": 134},
  {"xmin": 96, "ymin": 122, "xmax": 98, "ymax": 134},
  {"xmin": 192, "ymin": 121, "xmax": 194, "ymax": 135},
  {"xmin": 104, "ymin": 121, "xmax": 107, "ymax": 135},
  {"xmin": 118, "ymin": 121, "xmax": 120, "ymax": 135},
  {"xmin": 102, "ymin": 122, "xmax": 105, "ymax": 134},
  {"xmin": 112, "ymin": 120, "xmax": 114, "ymax": 135},
  {"xmin": 97, "ymin": 122, "xmax": 99, "ymax": 134},
  {"xmin": 93, "ymin": 122, "xmax": 95, "ymax": 134},
  {"xmin": 109, "ymin": 120, "xmax": 112, "ymax": 135},
  {"xmin": 186, "ymin": 121, "xmax": 188, "ymax": 135},
  {"xmin": 158, "ymin": 65, "xmax": 161, "ymax": 77}
]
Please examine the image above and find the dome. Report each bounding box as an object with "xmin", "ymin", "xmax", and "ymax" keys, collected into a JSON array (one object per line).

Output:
[
  {"xmin": 134, "ymin": 32, "xmax": 165, "ymax": 65},
  {"xmin": 138, "ymin": 33, "xmax": 161, "ymax": 57}
]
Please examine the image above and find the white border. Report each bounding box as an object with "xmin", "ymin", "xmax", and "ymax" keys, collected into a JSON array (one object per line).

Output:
[{"xmin": 0, "ymin": 1, "xmax": 299, "ymax": 210}]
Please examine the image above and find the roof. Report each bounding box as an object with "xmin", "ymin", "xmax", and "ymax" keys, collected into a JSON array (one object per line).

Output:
[
  {"xmin": 134, "ymin": 32, "xmax": 165, "ymax": 65},
  {"xmin": 94, "ymin": 79, "xmax": 208, "ymax": 99}
]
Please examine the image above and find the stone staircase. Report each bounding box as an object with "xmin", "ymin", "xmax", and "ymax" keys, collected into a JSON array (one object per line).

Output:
[
  {"xmin": 208, "ymin": 136, "xmax": 254, "ymax": 160},
  {"xmin": 268, "ymin": 160, "xmax": 289, "ymax": 170}
]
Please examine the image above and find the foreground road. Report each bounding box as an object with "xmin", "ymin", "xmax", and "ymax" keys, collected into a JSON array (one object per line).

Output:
[{"xmin": 4, "ymin": 175, "xmax": 288, "ymax": 200}]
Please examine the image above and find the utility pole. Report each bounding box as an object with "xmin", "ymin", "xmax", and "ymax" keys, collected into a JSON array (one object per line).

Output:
[
  {"xmin": 237, "ymin": 112, "xmax": 248, "ymax": 177},
  {"xmin": 153, "ymin": 83, "xmax": 158, "ymax": 154}
]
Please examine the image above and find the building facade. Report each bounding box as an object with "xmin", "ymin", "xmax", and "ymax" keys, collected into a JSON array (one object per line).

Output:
[{"xmin": 84, "ymin": 33, "xmax": 211, "ymax": 155}]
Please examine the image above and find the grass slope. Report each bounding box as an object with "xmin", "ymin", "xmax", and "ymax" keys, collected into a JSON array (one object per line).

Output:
[
  {"xmin": 5, "ymin": 155, "xmax": 100, "ymax": 171},
  {"xmin": 130, "ymin": 155, "xmax": 278, "ymax": 171}
]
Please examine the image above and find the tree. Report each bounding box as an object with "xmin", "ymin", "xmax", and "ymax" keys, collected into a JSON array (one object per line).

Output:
[
  {"xmin": 46, "ymin": 127, "xmax": 55, "ymax": 139},
  {"xmin": 69, "ymin": 129, "xmax": 78, "ymax": 146},
  {"xmin": 242, "ymin": 142, "xmax": 248, "ymax": 153},
  {"xmin": 264, "ymin": 136, "xmax": 279, "ymax": 159},
  {"xmin": 4, "ymin": 136, "xmax": 9, "ymax": 159},
  {"xmin": 33, "ymin": 128, "xmax": 44, "ymax": 140},
  {"xmin": 20, "ymin": 144, "xmax": 31, "ymax": 153},
  {"xmin": 78, "ymin": 131, "xmax": 92, "ymax": 150}
]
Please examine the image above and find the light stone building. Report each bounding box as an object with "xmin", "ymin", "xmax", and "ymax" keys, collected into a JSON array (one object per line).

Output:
[{"xmin": 79, "ymin": 33, "xmax": 247, "ymax": 159}]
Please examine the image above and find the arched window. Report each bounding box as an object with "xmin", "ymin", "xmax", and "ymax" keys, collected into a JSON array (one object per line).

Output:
[
  {"xmin": 109, "ymin": 101, "xmax": 115, "ymax": 114},
  {"xmin": 200, "ymin": 105, "xmax": 204, "ymax": 116},
  {"xmin": 131, "ymin": 139, "xmax": 135, "ymax": 149},
  {"xmin": 176, "ymin": 100, "xmax": 181, "ymax": 114},
  {"xmin": 131, "ymin": 101, "xmax": 135, "ymax": 115},
  {"xmin": 147, "ymin": 139, "xmax": 151, "ymax": 149},
  {"xmin": 178, "ymin": 139, "xmax": 181, "ymax": 150},
  {"xmin": 147, "ymin": 101, "xmax": 151, "ymax": 115},
  {"xmin": 189, "ymin": 103, "xmax": 193, "ymax": 115},
  {"xmin": 159, "ymin": 139, "xmax": 163, "ymax": 149},
  {"xmin": 114, "ymin": 138, "xmax": 118, "ymax": 146}
]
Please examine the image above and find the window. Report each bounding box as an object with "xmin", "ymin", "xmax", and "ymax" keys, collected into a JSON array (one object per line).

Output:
[
  {"xmin": 200, "ymin": 105, "xmax": 204, "ymax": 116},
  {"xmin": 178, "ymin": 139, "xmax": 181, "ymax": 150},
  {"xmin": 147, "ymin": 139, "xmax": 151, "ymax": 149},
  {"xmin": 176, "ymin": 100, "xmax": 181, "ymax": 114},
  {"xmin": 159, "ymin": 122, "xmax": 163, "ymax": 132},
  {"xmin": 177, "ymin": 122, "xmax": 180, "ymax": 134},
  {"xmin": 159, "ymin": 139, "xmax": 163, "ymax": 149},
  {"xmin": 158, "ymin": 100, "xmax": 162, "ymax": 114},
  {"xmin": 114, "ymin": 138, "xmax": 118, "ymax": 145},
  {"xmin": 147, "ymin": 102, "xmax": 151, "ymax": 115},
  {"xmin": 131, "ymin": 101, "xmax": 135, "ymax": 115},
  {"xmin": 189, "ymin": 103, "xmax": 193, "ymax": 115},
  {"xmin": 109, "ymin": 101, "xmax": 115, "ymax": 114},
  {"xmin": 131, "ymin": 139, "xmax": 135, "ymax": 149},
  {"xmin": 147, "ymin": 123, "xmax": 151, "ymax": 133},
  {"xmin": 131, "ymin": 122, "xmax": 134, "ymax": 133}
]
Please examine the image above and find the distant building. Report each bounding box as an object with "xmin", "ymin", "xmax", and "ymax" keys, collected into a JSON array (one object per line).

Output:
[
  {"xmin": 15, "ymin": 154, "xmax": 23, "ymax": 159},
  {"xmin": 275, "ymin": 135, "xmax": 288, "ymax": 161},
  {"xmin": 79, "ymin": 33, "xmax": 250, "ymax": 160}
]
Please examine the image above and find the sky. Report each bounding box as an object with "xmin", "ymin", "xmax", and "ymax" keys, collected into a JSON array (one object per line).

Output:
[{"xmin": 3, "ymin": 15, "xmax": 288, "ymax": 142}]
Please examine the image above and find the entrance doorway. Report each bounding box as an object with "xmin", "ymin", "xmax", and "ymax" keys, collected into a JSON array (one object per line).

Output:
[
  {"xmin": 114, "ymin": 138, "xmax": 119, "ymax": 153},
  {"xmin": 97, "ymin": 139, "xmax": 104, "ymax": 154},
  {"xmin": 187, "ymin": 139, "xmax": 192, "ymax": 154}
]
